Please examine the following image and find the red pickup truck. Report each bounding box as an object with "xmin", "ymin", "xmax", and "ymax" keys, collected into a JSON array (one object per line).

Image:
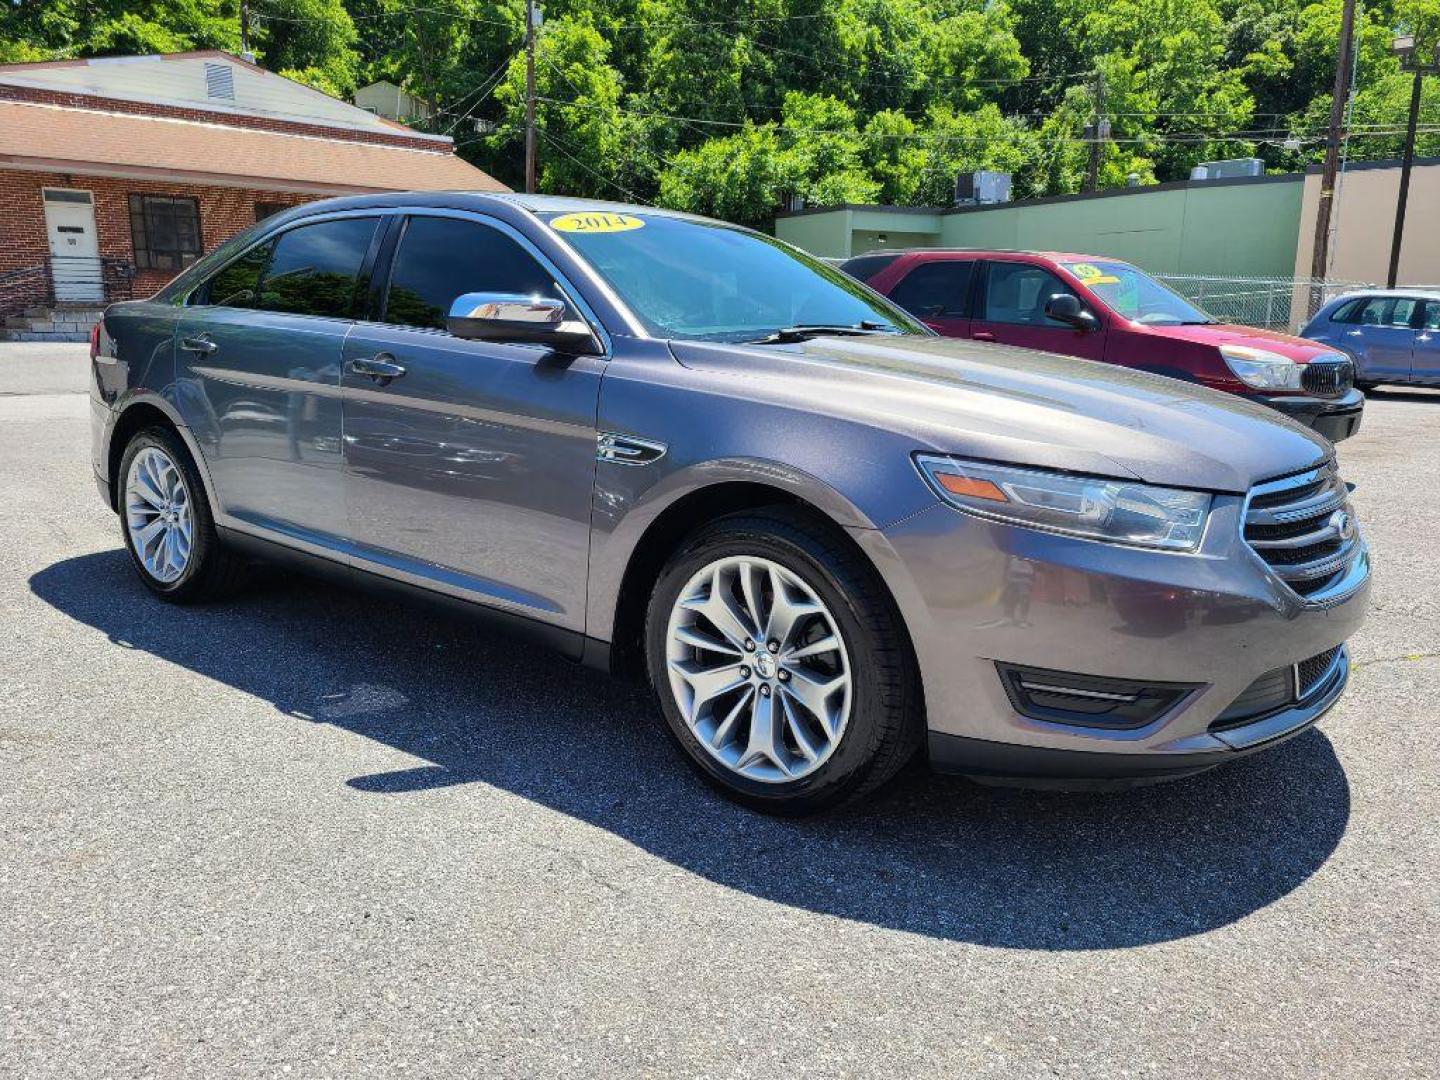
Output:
[{"xmin": 843, "ymin": 248, "xmax": 1364, "ymax": 442}]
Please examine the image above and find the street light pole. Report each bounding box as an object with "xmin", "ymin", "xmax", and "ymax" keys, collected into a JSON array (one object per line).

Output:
[{"xmin": 1386, "ymin": 37, "xmax": 1439, "ymax": 289}]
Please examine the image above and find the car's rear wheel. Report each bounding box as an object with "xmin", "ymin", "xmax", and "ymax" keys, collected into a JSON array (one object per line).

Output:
[
  {"xmin": 645, "ymin": 509, "xmax": 922, "ymax": 814},
  {"xmin": 119, "ymin": 426, "xmax": 243, "ymax": 602}
]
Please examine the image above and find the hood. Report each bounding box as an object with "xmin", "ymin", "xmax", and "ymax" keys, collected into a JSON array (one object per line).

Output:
[
  {"xmin": 671, "ymin": 335, "xmax": 1330, "ymax": 494},
  {"xmin": 1142, "ymin": 322, "xmax": 1343, "ymax": 362}
]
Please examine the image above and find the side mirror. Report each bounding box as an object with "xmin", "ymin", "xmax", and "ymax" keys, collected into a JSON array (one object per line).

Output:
[
  {"xmin": 446, "ymin": 293, "xmax": 600, "ymax": 354},
  {"xmin": 1044, "ymin": 292, "xmax": 1097, "ymax": 330}
]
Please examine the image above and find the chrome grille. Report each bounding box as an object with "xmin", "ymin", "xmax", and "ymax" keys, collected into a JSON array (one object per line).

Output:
[
  {"xmin": 1301, "ymin": 357, "xmax": 1353, "ymax": 397},
  {"xmin": 1243, "ymin": 461, "xmax": 1365, "ymax": 601}
]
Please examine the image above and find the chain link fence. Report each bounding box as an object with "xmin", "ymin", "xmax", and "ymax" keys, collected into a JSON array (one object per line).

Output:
[{"xmin": 1153, "ymin": 274, "xmax": 1376, "ymax": 332}]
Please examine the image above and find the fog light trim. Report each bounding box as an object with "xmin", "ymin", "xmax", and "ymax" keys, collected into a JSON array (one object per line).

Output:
[{"xmin": 996, "ymin": 662, "xmax": 1199, "ymax": 730}]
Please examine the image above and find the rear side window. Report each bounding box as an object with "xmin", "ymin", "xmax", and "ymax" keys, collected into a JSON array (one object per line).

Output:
[
  {"xmin": 1328, "ymin": 298, "xmax": 1365, "ymax": 323},
  {"xmin": 1423, "ymin": 301, "xmax": 1440, "ymax": 330},
  {"xmin": 381, "ymin": 216, "xmax": 568, "ymax": 331},
  {"xmin": 888, "ymin": 260, "xmax": 974, "ymax": 318},
  {"xmin": 981, "ymin": 261, "xmax": 1078, "ymax": 325},
  {"xmin": 840, "ymin": 253, "xmax": 900, "ymax": 283},
  {"xmin": 255, "ymin": 216, "xmax": 380, "ymax": 319}
]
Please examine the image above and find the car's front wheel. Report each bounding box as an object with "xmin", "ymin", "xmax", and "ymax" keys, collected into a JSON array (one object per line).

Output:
[
  {"xmin": 645, "ymin": 510, "xmax": 922, "ymax": 814},
  {"xmin": 119, "ymin": 426, "xmax": 243, "ymax": 602}
]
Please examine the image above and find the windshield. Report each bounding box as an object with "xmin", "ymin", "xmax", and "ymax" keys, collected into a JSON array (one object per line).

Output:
[
  {"xmin": 538, "ymin": 211, "xmax": 925, "ymax": 342},
  {"xmin": 1060, "ymin": 260, "xmax": 1213, "ymax": 326}
]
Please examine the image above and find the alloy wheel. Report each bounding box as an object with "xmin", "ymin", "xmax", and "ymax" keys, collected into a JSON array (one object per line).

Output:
[
  {"xmin": 665, "ymin": 555, "xmax": 852, "ymax": 783},
  {"xmin": 124, "ymin": 446, "xmax": 194, "ymax": 584}
]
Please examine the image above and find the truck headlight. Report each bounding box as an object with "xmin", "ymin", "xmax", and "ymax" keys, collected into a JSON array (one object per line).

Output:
[
  {"xmin": 1219, "ymin": 344, "xmax": 1303, "ymax": 390},
  {"xmin": 915, "ymin": 455, "xmax": 1212, "ymax": 552}
]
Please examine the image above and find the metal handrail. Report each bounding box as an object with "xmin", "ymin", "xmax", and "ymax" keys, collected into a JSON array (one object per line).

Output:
[{"xmin": 0, "ymin": 255, "xmax": 137, "ymax": 320}]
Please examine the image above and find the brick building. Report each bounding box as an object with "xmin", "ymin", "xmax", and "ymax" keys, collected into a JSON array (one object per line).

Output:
[{"xmin": 0, "ymin": 51, "xmax": 507, "ymax": 340}]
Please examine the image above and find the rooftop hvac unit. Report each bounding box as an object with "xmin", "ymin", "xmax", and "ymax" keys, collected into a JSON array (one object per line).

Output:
[
  {"xmin": 954, "ymin": 171, "xmax": 1012, "ymax": 206},
  {"xmin": 1190, "ymin": 158, "xmax": 1264, "ymax": 181}
]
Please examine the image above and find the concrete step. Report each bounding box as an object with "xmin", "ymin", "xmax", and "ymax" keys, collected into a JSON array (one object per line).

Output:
[
  {"xmin": 6, "ymin": 307, "xmax": 102, "ymax": 334},
  {"xmin": 6, "ymin": 318, "xmax": 94, "ymax": 333},
  {"xmin": 0, "ymin": 327, "xmax": 91, "ymax": 342}
]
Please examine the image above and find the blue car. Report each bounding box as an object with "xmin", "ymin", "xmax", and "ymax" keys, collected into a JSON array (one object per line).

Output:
[{"xmin": 1302, "ymin": 290, "xmax": 1440, "ymax": 389}]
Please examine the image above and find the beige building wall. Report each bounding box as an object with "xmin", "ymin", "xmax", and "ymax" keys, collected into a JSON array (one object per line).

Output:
[{"xmin": 1292, "ymin": 158, "xmax": 1440, "ymax": 321}]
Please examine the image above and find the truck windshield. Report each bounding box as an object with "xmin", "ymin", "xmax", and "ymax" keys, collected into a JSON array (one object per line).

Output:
[
  {"xmin": 1061, "ymin": 260, "xmax": 1214, "ymax": 326},
  {"xmin": 538, "ymin": 211, "xmax": 924, "ymax": 342}
]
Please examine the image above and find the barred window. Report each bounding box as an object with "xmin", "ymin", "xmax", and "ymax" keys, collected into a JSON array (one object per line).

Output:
[{"xmin": 128, "ymin": 194, "xmax": 202, "ymax": 271}]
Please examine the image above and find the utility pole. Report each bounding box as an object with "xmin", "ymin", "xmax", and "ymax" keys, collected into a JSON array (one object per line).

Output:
[
  {"xmin": 1084, "ymin": 70, "xmax": 1107, "ymax": 193},
  {"xmin": 1386, "ymin": 36, "xmax": 1440, "ymax": 288},
  {"xmin": 239, "ymin": 1, "xmax": 252, "ymax": 60},
  {"xmin": 1308, "ymin": 0, "xmax": 1357, "ymax": 312},
  {"xmin": 524, "ymin": 0, "xmax": 538, "ymax": 194}
]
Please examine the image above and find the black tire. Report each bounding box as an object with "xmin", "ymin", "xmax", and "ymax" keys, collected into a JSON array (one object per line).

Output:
[
  {"xmin": 1355, "ymin": 380, "xmax": 1379, "ymax": 393},
  {"xmin": 117, "ymin": 426, "xmax": 246, "ymax": 603},
  {"xmin": 644, "ymin": 508, "xmax": 923, "ymax": 815}
]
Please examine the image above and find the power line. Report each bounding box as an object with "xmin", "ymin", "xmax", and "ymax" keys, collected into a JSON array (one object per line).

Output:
[{"xmin": 539, "ymin": 128, "xmax": 640, "ymax": 202}]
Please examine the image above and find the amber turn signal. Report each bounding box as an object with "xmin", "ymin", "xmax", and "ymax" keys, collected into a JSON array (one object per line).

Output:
[{"xmin": 934, "ymin": 472, "xmax": 1008, "ymax": 502}]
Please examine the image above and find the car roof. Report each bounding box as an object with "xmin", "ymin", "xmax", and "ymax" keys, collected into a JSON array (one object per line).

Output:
[
  {"xmin": 845, "ymin": 247, "xmax": 1126, "ymax": 264},
  {"xmin": 282, "ymin": 190, "xmax": 715, "ymax": 224},
  {"xmin": 1327, "ymin": 288, "xmax": 1440, "ymax": 301}
]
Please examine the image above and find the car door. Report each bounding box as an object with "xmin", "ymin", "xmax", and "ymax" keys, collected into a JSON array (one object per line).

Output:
[
  {"xmin": 175, "ymin": 212, "xmax": 384, "ymax": 547},
  {"xmin": 340, "ymin": 210, "xmax": 605, "ymax": 633},
  {"xmin": 883, "ymin": 258, "xmax": 975, "ymax": 337},
  {"xmin": 970, "ymin": 259, "xmax": 1106, "ymax": 360},
  {"xmin": 1412, "ymin": 301, "xmax": 1440, "ymax": 384},
  {"xmin": 1334, "ymin": 296, "xmax": 1419, "ymax": 382}
]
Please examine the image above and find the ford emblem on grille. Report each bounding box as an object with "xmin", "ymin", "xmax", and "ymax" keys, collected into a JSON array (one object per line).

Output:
[{"xmin": 1329, "ymin": 508, "xmax": 1356, "ymax": 542}]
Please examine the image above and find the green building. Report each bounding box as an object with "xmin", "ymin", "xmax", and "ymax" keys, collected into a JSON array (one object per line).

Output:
[{"xmin": 774, "ymin": 173, "xmax": 1306, "ymax": 280}]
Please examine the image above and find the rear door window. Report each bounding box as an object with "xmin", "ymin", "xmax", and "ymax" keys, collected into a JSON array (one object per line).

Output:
[
  {"xmin": 1352, "ymin": 296, "xmax": 1420, "ymax": 328},
  {"xmin": 255, "ymin": 216, "xmax": 380, "ymax": 319},
  {"xmin": 888, "ymin": 260, "xmax": 974, "ymax": 318},
  {"xmin": 380, "ymin": 215, "xmax": 569, "ymax": 331}
]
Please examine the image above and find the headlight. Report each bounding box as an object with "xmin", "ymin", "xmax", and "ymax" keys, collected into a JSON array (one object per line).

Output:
[
  {"xmin": 915, "ymin": 455, "xmax": 1212, "ymax": 552},
  {"xmin": 1219, "ymin": 344, "xmax": 1303, "ymax": 390}
]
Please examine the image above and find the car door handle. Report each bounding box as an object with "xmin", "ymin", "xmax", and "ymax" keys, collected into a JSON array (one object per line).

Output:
[
  {"xmin": 179, "ymin": 335, "xmax": 217, "ymax": 355},
  {"xmin": 349, "ymin": 354, "xmax": 406, "ymax": 382},
  {"xmin": 973, "ymin": 331, "xmax": 996, "ymax": 342}
]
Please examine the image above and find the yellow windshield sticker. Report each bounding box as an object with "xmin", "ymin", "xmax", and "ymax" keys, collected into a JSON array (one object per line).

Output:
[
  {"xmin": 549, "ymin": 212, "xmax": 645, "ymax": 234},
  {"xmin": 1065, "ymin": 262, "xmax": 1121, "ymax": 286}
]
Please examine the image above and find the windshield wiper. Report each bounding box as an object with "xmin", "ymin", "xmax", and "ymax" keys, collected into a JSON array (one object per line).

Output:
[{"xmin": 748, "ymin": 321, "xmax": 899, "ymax": 344}]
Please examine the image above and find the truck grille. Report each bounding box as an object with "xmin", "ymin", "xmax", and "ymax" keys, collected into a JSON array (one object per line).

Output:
[
  {"xmin": 1301, "ymin": 356, "xmax": 1353, "ymax": 397},
  {"xmin": 1242, "ymin": 461, "xmax": 1365, "ymax": 601}
]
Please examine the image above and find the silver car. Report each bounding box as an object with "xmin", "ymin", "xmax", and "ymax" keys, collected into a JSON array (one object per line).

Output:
[
  {"xmin": 1302, "ymin": 289, "xmax": 1440, "ymax": 389},
  {"xmin": 91, "ymin": 194, "xmax": 1370, "ymax": 813}
]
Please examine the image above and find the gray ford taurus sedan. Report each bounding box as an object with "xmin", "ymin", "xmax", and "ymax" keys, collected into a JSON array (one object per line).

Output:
[{"xmin": 90, "ymin": 193, "xmax": 1371, "ymax": 813}]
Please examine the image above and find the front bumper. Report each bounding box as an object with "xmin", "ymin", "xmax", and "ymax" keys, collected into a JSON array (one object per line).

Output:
[
  {"xmin": 850, "ymin": 495, "xmax": 1370, "ymax": 787},
  {"xmin": 1262, "ymin": 388, "xmax": 1364, "ymax": 442}
]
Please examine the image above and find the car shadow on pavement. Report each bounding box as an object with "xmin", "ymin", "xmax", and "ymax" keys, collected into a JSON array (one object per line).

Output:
[{"xmin": 31, "ymin": 550, "xmax": 1351, "ymax": 951}]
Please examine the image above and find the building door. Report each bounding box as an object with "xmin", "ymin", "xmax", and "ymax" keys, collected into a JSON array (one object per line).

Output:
[{"xmin": 42, "ymin": 188, "xmax": 103, "ymax": 303}]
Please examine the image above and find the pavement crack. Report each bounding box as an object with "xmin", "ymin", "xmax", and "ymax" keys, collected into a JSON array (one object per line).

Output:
[{"xmin": 1353, "ymin": 650, "xmax": 1440, "ymax": 670}]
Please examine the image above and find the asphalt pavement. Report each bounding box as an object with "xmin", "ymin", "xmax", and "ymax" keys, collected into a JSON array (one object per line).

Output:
[{"xmin": 1, "ymin": 342, "xmax": 1436, "ymax": 1078}]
